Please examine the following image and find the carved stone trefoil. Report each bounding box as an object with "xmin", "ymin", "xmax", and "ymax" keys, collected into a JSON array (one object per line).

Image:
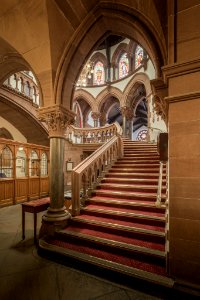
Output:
[{"xmin": 38, "ymin": 105, "xmax": 76, "ymax": 137}]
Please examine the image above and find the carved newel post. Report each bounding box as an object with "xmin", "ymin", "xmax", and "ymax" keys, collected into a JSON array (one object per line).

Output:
[{"xmin": 38, "ymin": 105, "xmax": 75, "ymax": 234}]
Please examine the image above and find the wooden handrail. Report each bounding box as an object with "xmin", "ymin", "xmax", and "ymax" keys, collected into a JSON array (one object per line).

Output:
[{"xmin": 71, "ymin": 135, "xmax": 123, "ymax": 216}]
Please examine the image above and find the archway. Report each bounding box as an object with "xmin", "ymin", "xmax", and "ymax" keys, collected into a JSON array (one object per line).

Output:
[{"xmin": 55, "ymin": 3, "xmax": 166, "ymax": 109}]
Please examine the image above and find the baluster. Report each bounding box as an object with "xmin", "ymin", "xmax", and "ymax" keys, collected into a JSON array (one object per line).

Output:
[
  {"xmin": 156, "ymin": 161, "xmax": 163, "ymax": 207},
  {"xmin": 80, "ymin": 133, "xmax": 83, "ymax": 144}
]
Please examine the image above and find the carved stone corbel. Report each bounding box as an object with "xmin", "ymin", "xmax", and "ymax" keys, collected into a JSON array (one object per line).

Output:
[
  {"xmin": 150, "ymin": 79, "xmax": 168, "ymax": 123},
  {"xmin": 91, "ymin": 111, "xmax": 101, "ymax": 121}
]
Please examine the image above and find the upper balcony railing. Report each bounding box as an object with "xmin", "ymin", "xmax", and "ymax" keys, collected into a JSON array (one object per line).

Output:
[{"xmin": 66, "ymin": 122, "xmax": 122, "ymax": 144}]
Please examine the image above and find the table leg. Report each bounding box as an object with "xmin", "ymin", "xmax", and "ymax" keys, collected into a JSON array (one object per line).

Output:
[
  {"xmin": 22, "ymin": 207, "xmax": 25, "ymax": 240},
  {"xmin": 34, "ymin": 212, "xmax": 37, "ymax": 244}
]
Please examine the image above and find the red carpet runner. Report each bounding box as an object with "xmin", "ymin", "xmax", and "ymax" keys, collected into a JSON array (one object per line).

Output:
[{"xmin": 40, "ymin": 140, "xmax": 169, "ymax": 285}]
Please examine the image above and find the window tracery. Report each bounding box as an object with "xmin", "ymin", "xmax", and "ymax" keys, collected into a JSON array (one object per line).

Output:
[{"xmin": 137, "ymin": 129, "xmax": 147, "ymax": 141}]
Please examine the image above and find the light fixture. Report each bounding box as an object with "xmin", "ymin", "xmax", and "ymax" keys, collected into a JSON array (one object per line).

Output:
[
  {"xmin": 19, "ymin": 146, "xmax": 24, "ymax": 151},
  {"xmin": 76, "ymin": 60, "xmax": 94, "ymax": 87}
]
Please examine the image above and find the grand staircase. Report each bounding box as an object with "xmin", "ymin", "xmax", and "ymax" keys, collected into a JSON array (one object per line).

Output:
[{"xmin": 40, "ymin": 140, "xmax": 172, "ymax": 287}]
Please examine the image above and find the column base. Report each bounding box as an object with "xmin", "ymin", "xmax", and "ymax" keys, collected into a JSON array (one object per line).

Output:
[{"xmin": 39, "ymin": 206, "xmax": 71, "ymax": 238}]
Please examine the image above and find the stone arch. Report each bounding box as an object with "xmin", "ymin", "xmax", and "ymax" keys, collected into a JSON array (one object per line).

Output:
[
  {"xmin": 122, "ymin": 72, "xmax": 152, "ymax": 108},
  {"xmin": 96, "ymin": 86, "xmax": 123, "ymax": 110},
  {"xmin": 90, "ymin": 52, "xmax": 107, "ymax": 68},
  {"xmin": 0, "ymin": 38, "xmax": 44, "ymax": 106},
  {"xmin": 55, "ymin": 3, "xmax": 167, "ymax": 108},
  {"xmin": 111, "ymin": 42, "xmax": 129, "ymax": 67},
  {"xmin": 73, "ymin": 89, "xmax": 96, "ymax": 112}
]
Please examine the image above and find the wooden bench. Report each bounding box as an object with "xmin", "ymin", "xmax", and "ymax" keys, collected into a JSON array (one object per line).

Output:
[{"xmin": 22, "ymin": 197, "xmax": 50, "ymax": 244}]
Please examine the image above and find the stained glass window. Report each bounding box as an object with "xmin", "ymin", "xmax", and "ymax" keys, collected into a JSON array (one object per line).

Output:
[
  {"xmin": 137, "ymin": 129, "xmax": 147, "ymax": 141},
  {"xmin": 93, "ymin": 61, "xmax": 105, "ymax": 85},
  {"xmin": 119, "ymin": 53, "xmax": 129, "ymax": 79},
  {"xmin": 135, "ymin": 45, "xmax": 144, "ymax": 69}
]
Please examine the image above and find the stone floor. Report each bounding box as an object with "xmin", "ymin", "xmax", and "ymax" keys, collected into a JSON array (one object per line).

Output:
[{"xmin": 0, "ymin": 204, "xmax": 197, "ymax": 300}]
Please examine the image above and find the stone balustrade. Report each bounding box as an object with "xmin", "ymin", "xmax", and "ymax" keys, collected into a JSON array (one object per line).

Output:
[
  {"xmin": 66, "ymin": 122, "xmax": 122, "ymax": 144},
  {"xmin": 71, "ymin": 125, "xmax": 123, "ymax": 216}
]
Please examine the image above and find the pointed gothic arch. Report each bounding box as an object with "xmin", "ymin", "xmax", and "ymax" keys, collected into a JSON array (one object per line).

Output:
[
  {"xmin": 96, "ymin": 86, "xmax": 123, "ymax": 110},
  {"xmin": 55, "ymin": 3, "xmax": 167, "ymax": 108},
  {"xmin": 122, "ymin": 72, "xmax": 152, "ymax": 107},
  {"xmin": 73, "ymin": 89, "xmax": 96, "ymax": 111}
]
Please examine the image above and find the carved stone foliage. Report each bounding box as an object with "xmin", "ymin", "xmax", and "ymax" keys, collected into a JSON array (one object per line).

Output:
[
  {"xmin": 38, "ymin": 105, "xmax": 75, "ymax": 137},
  {"xmin": 152, "ymin": 95, "xmax": 168, "ymax": 123},
  {"xmin": 150, "ymin": 78, "xmax": 168, "ymax": 123},
  {"xmin": 120, "ymin": 106, "xmax": 134, "ymax": 120},
  {"xmin": 91, "ymin": 112, "xmax": 101, "ymax": 120}
]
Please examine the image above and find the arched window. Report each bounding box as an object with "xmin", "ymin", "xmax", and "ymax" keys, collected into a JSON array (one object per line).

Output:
[
  {"xmin": 0, "ymin": 146, "xmax": 13, "ymax": 178},
  {"xmin": 93, "ymin": 61, "xmax": 105, "ymax": 85},
  {"xmin": 135, "ymin": 45, "xmax": 144, "ymax": 69},
  {"xmin": 29, "ymin": 150, "xmax": 39, "ymax": 176},
  {"xmin": 18, "ymin": 77, "xmax": 23, "ymax": 93},
  {"xmin": 119, "ymin": 53, "xmax": 129, "ymax": 79},
  {"xmin": 33, "ymin": 86, "xmax": 37, "ymax": 103},
  {"xmin": 24, "ymin": 81, "xmax": 31, "ymax": 97},
  {"xmin": 41, "ymin": 153, "xmax": 48, "ymax": 176},
  {"xmin": 16, "ymin": 148, "xmax": 27, "ymax": 177},
  {"xmin": 10, "ymin": 74, "xmax": 17, "ymax": 89}
]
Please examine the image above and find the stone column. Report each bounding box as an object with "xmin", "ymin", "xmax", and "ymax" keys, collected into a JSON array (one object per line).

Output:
[
  {"xmin": 120, "ymin": 106, "xmax": 133, "ymax": 137},
  {"xmin": 91, "ymin": 112, "xmax": 101, "ymax": 127},
  {"xmin": 38, "ymin": 105, "xmax": 75, "ymax": 234},
  {"xmin": 126, "ymin": 110, "xmax": 135, "ymax": 140}
]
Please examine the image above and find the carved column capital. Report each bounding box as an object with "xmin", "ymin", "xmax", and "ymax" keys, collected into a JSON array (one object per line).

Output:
[
  {"xmin": 38, "ymin": 105, "xmax": 76, "ymax": 138},
  {"xmin": 120, "ymin": 106, "xmax": 134, "ymax": 119},
  {"xmin": 91, "ymin": 112, "xmax": 101, "ymax": 120}
]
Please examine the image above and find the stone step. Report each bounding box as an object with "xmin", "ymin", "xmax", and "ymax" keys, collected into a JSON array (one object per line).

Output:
[
  {"xmin": 97, "ymin": 183, "xmax": 166, "ymax": 193},
  {"xmin": 102, "ymin": 177, "xmax": 166, "ymax": 185}
]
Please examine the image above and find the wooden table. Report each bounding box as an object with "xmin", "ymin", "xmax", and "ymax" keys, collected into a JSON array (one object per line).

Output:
[{"xmin": 22, "ymin": 197, "xmax": 50, "ymax": 244}]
